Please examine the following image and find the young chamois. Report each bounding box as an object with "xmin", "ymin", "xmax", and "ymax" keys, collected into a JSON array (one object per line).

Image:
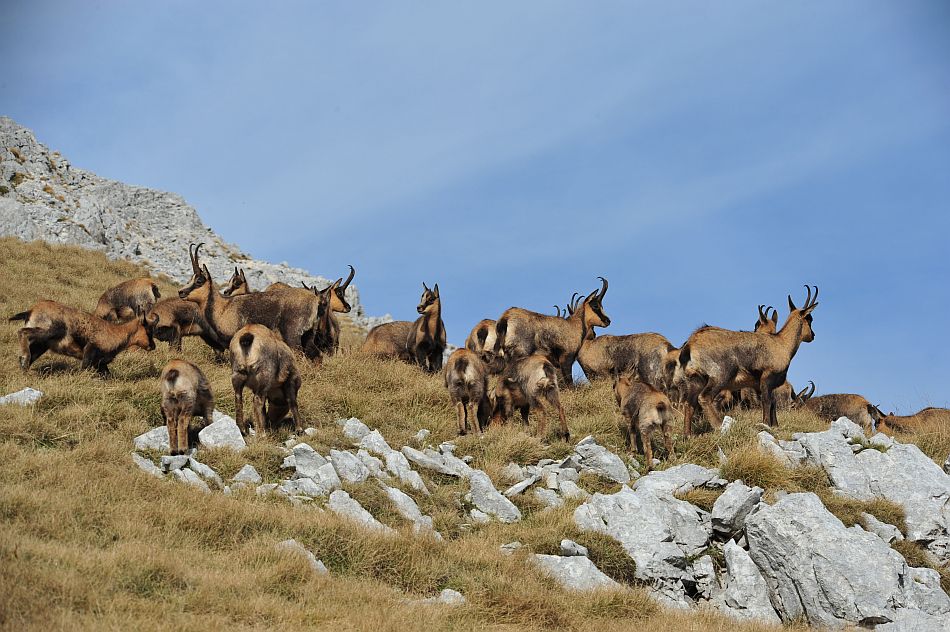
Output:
[
  {"xmin": 875, "ymin": 407, "xmax": 948, "ymax": 434},
  {"xmin": 790, "ymin": 381, "xmax": 883, "ymax": 432},
  {"xmin": 717, "ymin": 305, "xmax": 782, "ymax": 410},
  {"xmin": 94, "ymin": 278, "xmax": 161, "ymax": 322},
  {"xmin": 494, "ymin": 277, "xmax": 610, "ymax": 386},
  {"xmin": 148, "ymin": 298, "xmax": 226, "ymax": 354},
  {"xmin": 11, "ymin": 301, "xmax": 157, "ymax": 374},
  {"xmin": 361, "ymin": 283, "xmax": 446, "ymax": 372},
  {"xmin": 464, "ymin": 319, "xmax": 505, "ymax": 371},
  {"xmin": 491, "ymin": 354, "xmax": 570, "ymax": 441},
  {"xmin": 229, "ymin": 324, "xmax": 303, "ymax": 436},
  {"xmin": 679, "ymin": 286, "xmax": 819, "ymax": 434},
  {"xmin": 577, "ymin": 331, "xmax": 678, "ymax": 390},
  {"xmin": 221, "ymin": 267, "xmax": 251, "ymax": 297},
  {"xmin": 160, "ymin": 359, "xmax": 213, "ymax": 455},
  {"xmin": 614, "ymin": 374, "xmax": 675, "ymax": 470},
  {"xmin": 302, "ymin": 265, "xmax": 355, "ymax": 357},
  {"xmin": 444, "ymin": 348, "xmax": 490, "ymax": 435},
  {"xmin": 178, "ymin": 243, "xmax": 321, "ymax": 356}
]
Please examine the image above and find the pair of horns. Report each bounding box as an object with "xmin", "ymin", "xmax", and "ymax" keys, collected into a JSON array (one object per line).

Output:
[
  {"xmin": 796, "ymin": 380, "xmax": 816, "ymax": 401},
  {"xmin": 788, "ymin": 285, "xmax": 819, "ymax": 312},
  {"xmin": 757, "ymin": 304, "xmax": 778, "ymax": 322},
  {"xmin": 188, "ymin": 242, "xmax": 205, "ymax": 274}
]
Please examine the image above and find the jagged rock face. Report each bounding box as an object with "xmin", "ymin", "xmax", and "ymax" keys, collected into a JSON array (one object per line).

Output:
[{"xmin": 0, "ymin": 116, "xmax": 386, "ymax": 329}]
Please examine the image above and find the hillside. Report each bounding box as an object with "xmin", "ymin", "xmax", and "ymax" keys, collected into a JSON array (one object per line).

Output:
[{"xmin": 1, "ymin": 238, "xmax": 949, "ymax": 631}]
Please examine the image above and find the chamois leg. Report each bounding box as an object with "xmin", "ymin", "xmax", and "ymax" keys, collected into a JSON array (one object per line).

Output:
[
  {"xmin": 162, "ymin": 408, "xmax": 177, "ymax": 455},
  {"xmin": 232, "ymin": 379, "xmax": 247, "ymax": 435},
  {"xmin": 633, "ymin": 413, "xmax": 645, "ymax": 456},
  {"xmin": 518, "ymin": 405, "xmax": 530, "ymax": 427},
  {"xmin": 177, "ymin": 411, "xmax": 191, "ymax": 455},
  {"xmin": 698, "ymin": 377, "xmax": 725, "ymax": 431},
  {"xmin": 641, "ymin": 425, "xmax": 654, "ymax": 471},
  {"xmin": 455, "ymin": 401, "xmax": 467, "ymax": 435},
  {"xmin": 251, "ymin": 394, "xmax": 267, "ymax": 437},
  {"xmin": 284, "ymin": 382, "xmax": 303, "ymax": 433},
  {"xmin": 662, "ymin": 420, "xmax": 675, "ymax": 459},
  {"xmin": 17, "ymin": 328, "xmax": 51, "ymax": 371},
  {"xmin": 619, "ymin": 410, "xmax": 633, "ymax": 450},
  {"xmin": 558, "ymin": 357, "xmax": 575, "ymax": 388},
  {"xmin": 466, "ymin": 400, "xmax": 482, "ymax": 435},
  {"xmin": 543, "ymin": 388, "xmax": 569, "ymax": 441},
  {"xmin": 80, "ymin": 344, "xmax": 110, "ymax": 376},
  {"xmin": 760, "ymin": 374, "xmax": 782, "ymax": 427}
]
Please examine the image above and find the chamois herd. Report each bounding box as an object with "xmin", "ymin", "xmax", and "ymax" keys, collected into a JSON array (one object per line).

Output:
[{"xmin": 8, "ymin": 243, "xmax": 949, "ymax": 463}]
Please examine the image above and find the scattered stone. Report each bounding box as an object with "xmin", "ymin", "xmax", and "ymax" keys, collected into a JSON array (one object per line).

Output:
[
  {"xmin": 327, "ymin": 490, "xmax": 396, "ymax": 535},
  {"xmin": 339, "ymin": 417, "xmax": 371, "ymax": 442},
  {"xmin": 501, "ymin": 462, "xmax": 526, "ymax": 482},
  {"xmin": 385, "ymin": 451, "xmax": 429, "ymax": 495},
  {"xmin": 560, "ymin": 539, "xmax": 588, "ymax": 557},
  {"xmin": 133, "ymin": 426, "xmax": 169, "ymax": 451},
  {"xmin": 466, "ymin": 470, "xmax": 521, "ymax": 523},
  {"xmin": 413, "ymin": 429, "xmax": 430, "ymax": 444},
  {"xmin": 711, "ymin": 480, "xmax": 763, "ymax": 536},
  {"xmin": 944, "ymin": 453, "xmax": 950, "ymax": 476},
  {"xmin": 544, "ymin": 471, "xmax": 560, "ymax": 490},
  {"xmin": 187, "ymin": 457, "xmax": 223, "ymax": 487},
  {"xmin": 573, "ymin": 435, "xmax": 631, "ymax": 484},
  {"xmin": 280, "ymin": 454, "xmax": 296, "ymax": 469},
  {"xmin": 303, "ymin": 427, "xmax": 319, "ymax": 437},
  {"xmin": 534, "ymin": 487, "xmax": 564, "ymax": 509},
  {"xmin": 198, "ymin": 414, "xmax": 246, "ymax": 451},
  {"xmin": 256, "ymin": 483, "xmax": 278, "ymax": 495},
  {"xmin": 500, "ymin": 541, "xmax": 524, "ymax": 555},
  {"xmin": 402, "ymin": 446, "xmax": 472, "ymax": 478},
  {"xmin": 714, "ymin": 540, "xmax": 781, "ymax": 623},
  {"xmin": 559, "ymin": 480, "xmax": 589, "ymax": 500},
  {"xmin": 357, "ymin": 449, "xmax": 388, "ymax": 479},
  {"xmin": 382, "ymin": 485, "xmax": 440, "ymax": 539},
  {"xmin": 276, "ymin": 539, "xmax": 329, "ymax": 574},
  {"xmin": 358, "ymin": 429, "xmax": 393, "ymax": 455},
  {"xmin": 412, "ymin": 588, "xmax": 466, "ymax": 606},
  {"xmin": 469, "ymin": 508, "xmax": 490, "ymax": 524},
  {"xmin": 292, "ymin": 443, "xmax": 328, "ymax": 479},
  {"xmin": 556, "ymin": 467, "xmax": 580, "ymax": 483},
  {"xmin": 232, "ymin": 464, "xmax": 262, "ymax": 484},
  {"xmin": 329, "ymin": 449, "xmax": 371, "ymax": 483},
  {"xmin": 284, "ymin": 437, "xmax": 298, "ymax": 448},
  {"xmin": 160, "ymin": 454, "xmax": 189, "ymax": 472},
  {"xmin": 503, "ymin": 474, "xmax": 540, "ymax": 497},
  {"xmin": 130, "ymin": 452, "xmax": 164, "ymax": 478},
  {"xmin": 757, "ymin": 431, "xmax": 806, "ymax": 466},
  {"xmin": 692, "ymin": 554, "xmax": 716, "ymax": 600},
  {"xmin": 171, "ymin": 467, "xmax": 211, "ymax": 492},
  {"xmin": 0, "ymin": 387, "xmax": 43, "ymax": 406},
  {"xmin": 533, "ymin": 554, "xmax": 619, "ymax": 591},
  {"xmin": 720, "ymin": 416, "xmax": 735, "ymax": 434},
  {"xmin": 861, "ymin": 512, "xmax": 904, "ymax": 544},
  {"xmin": 633, "ymin": 463, "xmax": 720, "ymax": 496}
]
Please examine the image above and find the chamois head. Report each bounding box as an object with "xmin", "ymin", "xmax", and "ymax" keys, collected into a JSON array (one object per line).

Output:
[
  {"xmin": 754, "ymin": 305, "xmax": 779, "ymax": 333},
  {"xmin": 792, "ymin": 380, "xmax": 816, "ymax": 407},
  {"xmin": 131, "ymin": 312, "xmax": 160, "ymax": 351},
  {"xmin": 221, "ymin": 267, "xmax": 249, "ymax": 297},
  {"xmin": 332, "ymin": 265, "xmax": 355, "ymax": 313},
  {"xmin": 787, "ymin": 285, "xmax": 819, "ymax": 342},
  {"xmin": 179, "ymin": 243, "xmax": 213, "ymax": 301},
  {"xmin": 579, "ymin": 277, "xmax": 610, "ymax": 328},
  {"xmin": 417, "ymin": 283, "xmax": 440, "ymax": 315}
]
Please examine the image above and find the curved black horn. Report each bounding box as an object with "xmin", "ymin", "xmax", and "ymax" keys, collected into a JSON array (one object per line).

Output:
[
  {"xmin": 811, "ymin": 285, "xmax": 819, "ymax": 307},
  {"xmin": 807, "ymin": 381, "xmax": 816, "ymax": 398},
  {"xmin": 597, "ymin": 276, "xmax": 608, "ymax": 299},
  {"xmin": 803, "ymin": 284, "xmax": 812, "ymax": 310},
  {"xmin": 341, "ymin": 265, "xmax": 355, "ymax": 290},
  {"xmin": 757, "ymin": 304, "xmax": 767, "ymax": 321},
  {"xmin": 554, "ymin": 305, "xmax": 562, "ymax": 317}
]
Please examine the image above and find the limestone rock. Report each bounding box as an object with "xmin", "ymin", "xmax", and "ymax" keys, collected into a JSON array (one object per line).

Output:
[
  {"xmin": 560, "ymin": 539, "xmax": 589, "ymax": 557},
  {"xmin": 558, "ymin": 480, "xmax": 589, "ymax": 500},
  {"xmin": 292, "ymin": 443, "xmax": 328, "ymax": 479},
  {"xmin": 714, "ymin": 540, "xmax": 781, "ymax": 624},
  {"xmin": 329, "ymin": 449, "xmax": 371, "ymax": 484},
  {"xmin": 711, "ymin": 480, "xmax": 763, "ymax": 536},
  {"xmin": 275, "ymin": 539, "xmax": 328, "ymax": 575},
  {"xmin": 573, "ymin": 435, "xmax": 630, "ymax": 484},
  {"xmin": 412, "ymin": 588, "xmax": 466, "ymax": 606},
  {"xmin": 232, "ymin": 464, "xmax": 262, "ymax": 484},
  {"xmin": 160, "ymin": 454, "xmax": 189, "ymax": 472},
  {"xmin": 534, "ymin": 487, "xmax": 564, "ymax": 509},
  {"xmin": 503, "ymin": 475, "xmax": 540, "ymax": 497},
  {"xmin": 171, "ymin": 467, "xmax": 211, "ymax": 492},
  {"xmin": 198, "ymin": 414, "xmax": 246, "ymax": 451},
  {"xmin": 533, "ymin": 555, "xmax": 619, "ymax": 591},
  {"xmin": 633, "ymin": 463, "xmax": 720, "ymax": 496},
  {"xmin": 327, "ymin": 490, "xmax": 395, "ymax": 535},
  {"xmin": 862, "ymin": 512, "xmax": 904, "ymax": 544},
  {"xmin": 187, "ymin": 457, "xmax": 223, "ymax": 488},
  {"xmin": 357, "ymin": 449, "xmax": 388, "ymax": 480},
  {"xmin": 133, "ymin": 426, "xmax": 169, "ymax": 451},
  {"xmin": 382, "ymin": 485, "xmax": 440, "ymax": 539},
  {"xmin": 130, "ymin": 452, "xmax": 164, "ymax": 478},
  {"xmin": 385, "ymin": 451, "xmax": 429, "ymax": 495},
  {"xmin": 466, "ymin": 471, "xmax": 521, "ymax": 523},
  {"xmin": 339, "ymin": 417, "xmax": 371, "ymax": 442},
  {"xmin": 402, "ymin": 445, "xmax": 472, "ymax": 478},
  {"xmin": 0, "ymin": 387, "xmax": 43, "ymax": 405}
]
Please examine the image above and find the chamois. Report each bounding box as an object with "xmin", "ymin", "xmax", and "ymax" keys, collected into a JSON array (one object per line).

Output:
[
  {"xmin": 11, "ymin": 301, "xmax": 157, "ymax": 374},
  {"xmin": 444, "ymin": 348, "xmax": 490, "ymax": 435},
  {"xmin": 876, "ymin": 407, "xmax": 948, "ymax": 434},
  {"xmin": 790, "ymin": 381, "xmax": 882, "ymax": 432},
  {"xmin": 160, "ymin": 359, "xmax": 213, "ymax": 455},
  {"xmin": 679, "ymin": 286, "xmax": 819, "ymax": 433},
  {"xmin": 148, "ymin": 298, "xmax": 225, "ymax": 354},
  {"xmin": 361, "ymin": 283, "xmax": 446, "ymax": 372},
  {"xmin": 464, "ymin": 318, "xmax": 503, "ymax": 371},
  {"xmin": 178, "ymin": 243, "xmax": 321, "ymax": 356},
  {"xmin": 229, "ymin": 324, "xmax": 303, "ymax": 436},
  {"xmin": 221, "ymin": 267, "xmax": 251, "ymax": 297},
  {"xmin": 577, "ymin": 331, "xmax": 678, "ymax": 389},
  {"xmin": 490, "ymin": 354, "xmax": 569, "ymax": 440},
  {"xmin": 614, "ymin": 374, "xmax": 675, "ymax": 470},
  {"xmin": 94, "ymin": 278, "xmax": 161, "ymax": 322},
  {"xmin": 494, "ymin": 277, "xmax": 610, "ymax": 386},
  {"xmin": 303, "ymin": 265, "xmax": 355, "ymax": 357}
]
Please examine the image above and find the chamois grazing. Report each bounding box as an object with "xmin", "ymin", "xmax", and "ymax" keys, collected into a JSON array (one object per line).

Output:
[
  {"xmin": 679, "ymin": 285, "xmax": 819, "ymax": 434},
  {"xmin": 360, "ymin": 283, "xmax": 446, "ymax": 372},
  {"xmin": 94, "ymin": 278, "xmax": 161, "ymax": 322},
  {"xmin": 614, "ymin": 374, "xmax": 675, "ymax": 470},
  {"xmin": 229, "ymin": 324, "xmax": 303, "ymax": 436},
  {"xmin": 221, "ymin": 267, "xmax": 251, "ymax": 297},
  {"xmin": 160, "ymin": 359, "xmax": 213, "ymax": 455},
  {"xmin": 577, "ymin": 331, "xmax": 678, "ymax": 389},
  {"xmin": 494, "ymin": 277, "xmax": 610, "ymax": 386},
  {"xmin": 148, "ymin": 298, "xmax": 225, "ymax": 354},
  {"xmin": 443, "ymin": 348, "xmax": 490, "ymax": 435},
  {"xmin": 464, "ymin": 319, "xmax": 502, "ymax": 370},
  {"xmin": 877, "ymin": 407, "xmax": 949, "ymax": 434},
  {"xmin": 11, "ymin": 301, "xmax": 157, "ymax": 374},
  {"xmin": 490, "ymin": 354, "xmax": 569, "ymax": 441},
  {"xmin": 790, "ymin": 381, "xmax": 883, "ymax": 433},
  {"xmin": 178, "ymin": 243, "xmax": 321, "ymax": 356}
]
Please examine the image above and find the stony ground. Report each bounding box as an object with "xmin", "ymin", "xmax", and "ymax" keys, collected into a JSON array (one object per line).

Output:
[{"xmin": 1, "ymin": 238, "xmax": 949, "ymax": 631}]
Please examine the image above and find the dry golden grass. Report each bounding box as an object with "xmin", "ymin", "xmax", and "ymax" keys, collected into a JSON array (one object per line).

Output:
[{"xmin": 0, "ymin": 238, "xmax": 941, "ymax": 629}]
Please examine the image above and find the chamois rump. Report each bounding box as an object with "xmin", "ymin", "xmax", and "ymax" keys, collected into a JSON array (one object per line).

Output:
[
  {"xmin": 11, "ymin": 301, "xmax": 157, "ymax": 374},
  {"xmin": 877, "ymin": 407, "xmax": 950, "ymax": 434},
  {"xmin": 614, "ymin": 374, "xmax": 675, "ymax": 470},
  {"xmin": 491, "ymin": 354, "xmax": 570, "ymax": 441},
  {"xmin": 94, "ymin": 277, "xmax": 161, "ymax": 322},
  {"xmin": 361, "ymin": 282, "xmax": 446, "ymax": 372},
  {"xmin": 443, "ymin": 348, "xmax": 490, "ymax": 435},
  {"xmin": 160, "ymin": 359, "xmax": 214, "ymax": 455},
  {"xmin": 229, "ymin": 324, "xmax": 303, "ymax": 436}
]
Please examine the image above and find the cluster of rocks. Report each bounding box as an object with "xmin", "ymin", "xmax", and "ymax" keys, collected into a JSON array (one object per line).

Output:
[{"xmin": 0, "ymin": 116, "xmax": 388, "ymax": 330}]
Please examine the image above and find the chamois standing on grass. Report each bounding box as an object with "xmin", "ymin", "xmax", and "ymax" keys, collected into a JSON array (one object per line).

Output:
[
  {"xmin": 679, "ymin": 286, "xmax": 819, "ymax": 434},
  {"xmin": 178, "ymin": 243, "xmax": 323, "ymax": 357},
  {"xmin": 10, "ymin": 301, "xmax": 157, "ymax": 374},
  {"xmin": 229, "ymin": 324, "xmax": 303, "ymax": 436},
  {"xmin": 464, "ymin": 319, "xmax": 504, "ymax": 371},
  {"xmin": 303, "ymin": 265, "xmax": 355, "ymax": 357},
  {"xmin": 876, "ymin": 407, "xmax": 949, "ymax": 434},
  {"xmin": 790, "ymin": 381, "xmax": 883, "ymax": 433},
  {"xmin": 221, "ymin": 267, "xmax": 251, "ymax": 297},
  {"xmin": 94, "ymin": 278, "xmax": 161, "ymax": 322},
  {"xmin": 614, "ymin": 374, "xmax": 675, "ymax": 471},
  {"xmin": 148, "ymin": 298, "xmax": 226, "ymax": 355},
  {"xmin": 361, "ymin": 283, "xmax": 446, "ymax": 372},
  {"xmin": 577, "ymin": 331, "xmax": 678, "ymax": 390},
  {"xmin": 491, "ymin": 354, "xmax": 570, "ymax": 441},
  {"xmin": 494, "ymin": 277, "xmax": 610, "ymax": 386},
  {"xmin": 160, "ymin": 359, "xmax": 213, "ymax": 455},
  {"xmin": 444, "ymin": 348, "xmax": 490, "ymax": 435}
]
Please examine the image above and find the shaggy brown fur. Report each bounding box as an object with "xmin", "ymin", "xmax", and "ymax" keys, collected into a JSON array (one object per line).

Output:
[
  {"xmin": 878, "ymin": 407, "xmax": 949, "ymax": 434},
  {"xmin": 229, "ymin": 324, "xmax": 303, "ymax": 436},
  {"xmin": 361, "ymin": 283, "xmax": 446, "ymax": 372},
  {"xmin": 613, "ymin": 375, "xmax": 674, "ymax": 470},
  {"xmin": 11, "ymin": 301, "xmax": 157, "ymax": 374},
  {"xmin": 794, "ymin": 389, "xmax": 882, "ymax": 433},
  {"xmin": 148, "ymin": 298, "xmax": 225, "ymax": 354},
  {"xmin": 578, "ymin": 332, "xmax": 677, "ymax": 389},
  {"xmin": 160, "ymin": 359, "xmax": 214, "ymax": 455},
  {"xmin": 443, "ymin": 348, "xmax": 490, "ymax": 435},
  {"xmin": 94, "ymin": 278, "xmax": 160, "ymax": 322},
  {"xmin": 490, "ymin": 354, "xmax": 569, "ymax": 441}
]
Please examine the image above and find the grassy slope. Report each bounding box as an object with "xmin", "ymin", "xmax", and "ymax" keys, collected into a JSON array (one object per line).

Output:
[{"xmin": 0, "ymin": 238, "xmax": 946, "ymax": 630}]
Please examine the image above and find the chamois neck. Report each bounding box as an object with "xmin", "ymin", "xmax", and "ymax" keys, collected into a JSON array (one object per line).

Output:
[
  {"xmin": 775, "ymin": 314, "xmax": 805, "ymax": 360},
  {"xmin": 424, "ymin": 299, "xmax": 441, "ymax": 338},
  {"xmin": 203, "ymin": 281, "xmax": 230, "ymax": 339}
]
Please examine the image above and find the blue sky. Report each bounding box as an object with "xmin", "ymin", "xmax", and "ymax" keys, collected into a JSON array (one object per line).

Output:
[{"xmin": 3, "ymin": 1, "xmax": 949, "ymax": 412}]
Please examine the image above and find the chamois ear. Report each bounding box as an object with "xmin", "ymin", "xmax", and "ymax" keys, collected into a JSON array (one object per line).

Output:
[
  {"xmin": 771, "ymin": 308, "xmax": 779, "ymax": 326},
  {"xmin": 433, "ymin": 283, "xmax": 439, "ymax": 296},
  {"xmin": 240, "ymin": 269, "xmax": 247, "ymax": 283},
  {"xmin": 788, "ymin": 295, "xmax": 797, "ymax": 311},
  {"xmin": 202, "ymin": 264, "xmax": 211, "ymax": 280},
  {"xmin": 422, "ymin": 282, "xmax": 430, "ymax": 292}
]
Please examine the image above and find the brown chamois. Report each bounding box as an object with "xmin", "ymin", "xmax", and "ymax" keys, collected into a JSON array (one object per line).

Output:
[
  {"xmin": 178, "ymin": 243, "xmax": 320, "ymax": 357},
  {"xmin": 302, "ymin": 265, "xmax": 355, "ymax": 358},
  {"xmin": 361, "ymin": 283, "xmax": 446, "ymax": 372},
  {"xmin": 494, "ymin": 277, "xmax": 610, "ymax": 386},
  {"xmin": 490, "ymin": 354, "xmax": 570, "ymax": 441},
  {"xmin": 94, "ymin": 278, "xmax": 161, "ymax": 322},
  {"xmin": 11, "ymin": 301, "xmax": 157, "ymax": 374},
  {"xmin": 229, "ymin": 324, "xmax": 303, "ymax": 436},
  {"xmin": 443, "ymin": 348, "xmax": 490, "ymax": 435},
  {"xmin": 148, "ymin": 298, "xmax": 226, "ymax": 354},
  {"xmin": 464, "ymin": 318, "xmax": 505, "ymax": 371},
  {"xmin": 790, "ymin": 381, "xmax": 881, "ymax": 432},
  {"xmin": 613, "ymin": 374, "xmax": 675, "ymax": 470},
  {"xmin": 679, "ymin": 286, "xmax": 819, "ymax": 434},
  {"xmin": 577, "ymin": 332, "xmax": 678, "ymax": 390},
  {"xmin": 878, "ymin": 407, "xmax": 950, "ymax": 434},
  {"xmin": 221, "ymin": 267, "xmax": 251, "ymax": 297},
  {"xmin": 160, "ymin": 359, "xmax": 214, "ymax": 455}
]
